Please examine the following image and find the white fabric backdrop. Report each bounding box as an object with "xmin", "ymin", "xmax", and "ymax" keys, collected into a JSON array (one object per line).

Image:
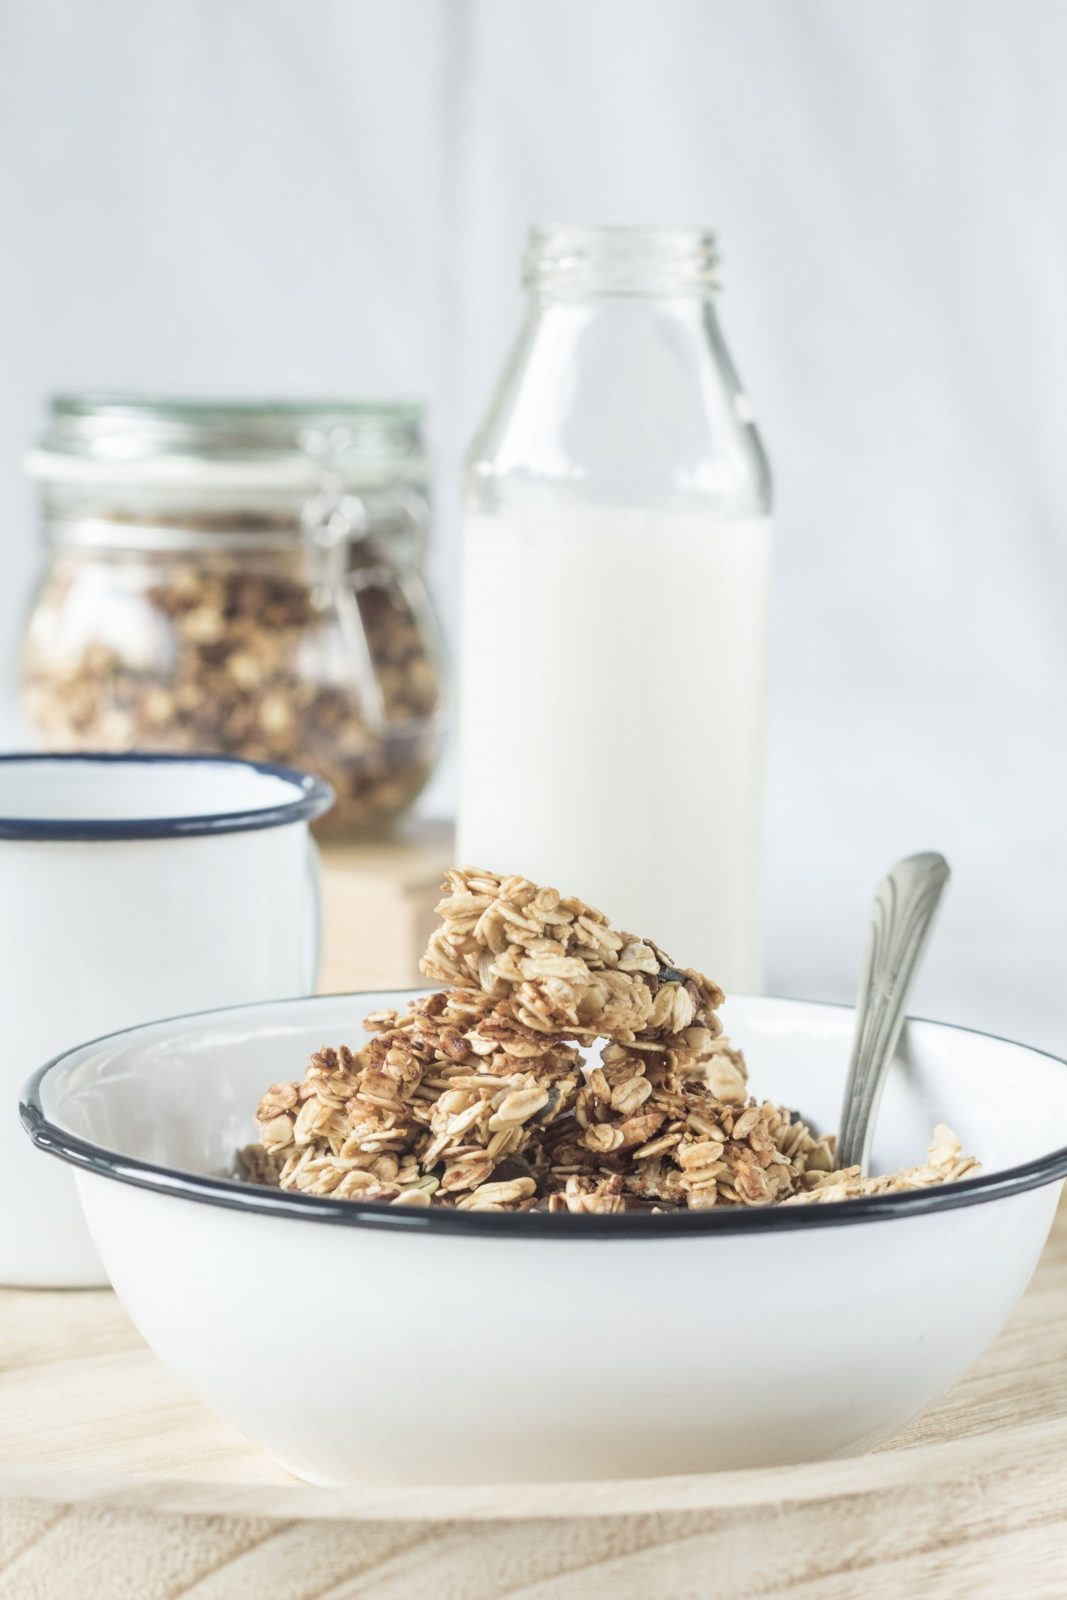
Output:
[{"xmin": 1, "ymin": 0, "xmax": 1064, "ymax": 1049}]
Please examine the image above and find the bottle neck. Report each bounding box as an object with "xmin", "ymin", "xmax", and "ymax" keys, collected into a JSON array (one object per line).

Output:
[
  {"xmin": 466, "ymin": 225, "xmax": 769, "ymax": 517},
  {"xmin": 523, "ymin": 225, "xmax": 718, "ymax": 300}
]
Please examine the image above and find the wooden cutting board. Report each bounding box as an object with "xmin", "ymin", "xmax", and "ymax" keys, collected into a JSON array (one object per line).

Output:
[{"xmin": 2, "ymin": 1195, "xmax": 1067, "ymax": 1599}]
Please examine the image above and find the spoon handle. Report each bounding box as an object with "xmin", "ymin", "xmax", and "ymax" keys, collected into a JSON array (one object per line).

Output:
[{"xmin": 836, "ymin": 852, "xmax": 951, "ymax": 1174}]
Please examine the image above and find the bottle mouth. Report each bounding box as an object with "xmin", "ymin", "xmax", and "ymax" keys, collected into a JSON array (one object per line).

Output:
[{"xmin": 523, "ymin": 225, "xmax": 719, "ymax": 296}]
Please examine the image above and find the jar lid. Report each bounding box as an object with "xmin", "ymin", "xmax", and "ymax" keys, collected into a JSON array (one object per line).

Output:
[{"xmin": 27, "ymin": 394, "xmax": 427, "ymax": 490}]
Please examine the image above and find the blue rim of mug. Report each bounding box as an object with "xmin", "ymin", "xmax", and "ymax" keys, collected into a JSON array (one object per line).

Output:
[{"xmin": 0, "ymin": 752, "xmax": 334, "ymax": 840}]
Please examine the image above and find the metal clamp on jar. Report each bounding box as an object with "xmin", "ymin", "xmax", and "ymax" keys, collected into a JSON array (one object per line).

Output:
[{"xmin": 21, "ymin": 395, "xmax": 445, "ymax": 837}]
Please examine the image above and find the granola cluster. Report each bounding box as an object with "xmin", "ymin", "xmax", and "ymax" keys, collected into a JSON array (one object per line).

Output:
[
  {"xmin": 422, "ymin": 871, "xmax": 725, "ymax": 1048},
  {"xmin": 22, "ymin": 545, "xmax": 441, "ymax": 836},
  {"xmin": 788, "ymin": 1124, "xmax": 979, "ymax": 1205},
  {"xmin": 242, "ymin": 988, "xmax": 835, "ymax": 1212},
  {"xmin": 239, "ymin": 867, "xmax": 979, "ymax": 1214}
]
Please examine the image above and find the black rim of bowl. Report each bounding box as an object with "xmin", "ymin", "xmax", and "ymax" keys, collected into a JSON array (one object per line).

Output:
[
  {"xmin": 20, "ymin": 992, "xmax": 1067, "ymax": 1238},
  {"xmin": 0, "ymin": 752, "xmax": 334, "ymax": 840}
]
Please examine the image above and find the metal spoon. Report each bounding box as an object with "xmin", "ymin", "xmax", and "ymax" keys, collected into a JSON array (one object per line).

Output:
[{"xmin": 835, "ymin": 851, "xmax": 951, "ymax": 1174}]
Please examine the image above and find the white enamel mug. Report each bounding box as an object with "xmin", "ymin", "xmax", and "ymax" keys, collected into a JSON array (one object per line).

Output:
[{"xmin": 0, "ymin": 752, "xmax": 333, "ymax": 1287}]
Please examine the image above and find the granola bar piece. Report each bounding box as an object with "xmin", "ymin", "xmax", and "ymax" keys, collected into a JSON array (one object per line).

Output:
[{"xmin": 420, "ymin": 868, "xmax": 729, "ymax": 1056}]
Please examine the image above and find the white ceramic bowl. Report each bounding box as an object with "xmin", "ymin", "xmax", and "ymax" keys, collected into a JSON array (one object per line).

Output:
[{"xmin": 22, "ymin": 991, "xmax": 1067, "ymax": 1487}]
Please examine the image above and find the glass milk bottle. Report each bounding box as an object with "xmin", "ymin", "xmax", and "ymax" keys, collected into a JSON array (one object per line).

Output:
[{"xmin": 458, "ymin": 226, "xmax": 772, "ymax": 991}]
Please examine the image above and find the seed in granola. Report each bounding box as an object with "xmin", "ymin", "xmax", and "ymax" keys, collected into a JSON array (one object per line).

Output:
[
  {"xmin": 678, "ymin": 1139, "xmax": 726, "ymax": 1171},
  {"xmin": 440, "ymin": 1154, "xmax": 496, "ymax": 1193},
  {"xmin": 610, "ymin": 1076, "xmax": 652, "ymax": 1116},
  {"xmin": 488, "ymin": 1085, "xmax": 551, "ymax": 1128},
  {"xmin": 457, "ymin": 1177, "xmax": 537, "ymax": 1210},
  {"xmin": 257, "ymin": 1082, "xmax": 299, "ymax": 1119},
  {"xmin": 583, "ymin": 1123, "xmax": 625, "ymax": 1154}
]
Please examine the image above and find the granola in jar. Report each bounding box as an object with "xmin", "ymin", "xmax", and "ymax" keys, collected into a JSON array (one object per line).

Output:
[{"xmin": 20, "ymin": 397, "xmax": 445, "ymax": 837}]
